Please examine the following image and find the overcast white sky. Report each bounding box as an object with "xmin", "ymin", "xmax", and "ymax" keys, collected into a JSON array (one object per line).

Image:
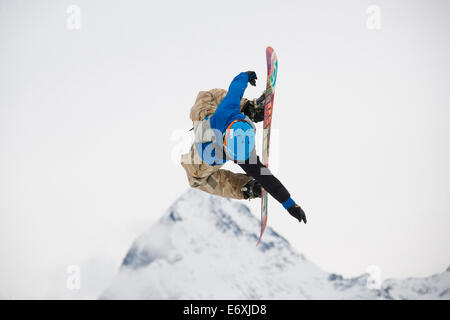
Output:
[{"xmin": 1, "ymin": 0, "xmax": 449, "ymax": 299}]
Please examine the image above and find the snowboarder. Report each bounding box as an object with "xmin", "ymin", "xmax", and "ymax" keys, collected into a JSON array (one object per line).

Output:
[{"xmin": 181, "ymin": 71, "xmax": 307, "ymax": 224}]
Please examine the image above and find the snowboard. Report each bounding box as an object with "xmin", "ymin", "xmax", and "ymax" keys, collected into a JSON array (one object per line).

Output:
[{"xmin": 257, "ymin": 46, "xmax": 278, "ymax": 246}]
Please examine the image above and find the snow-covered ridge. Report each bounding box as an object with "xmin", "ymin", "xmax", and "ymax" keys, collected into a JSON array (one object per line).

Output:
[{"xmin": 100, "ymin": 189, "xmax": 450, "ymax": 300}]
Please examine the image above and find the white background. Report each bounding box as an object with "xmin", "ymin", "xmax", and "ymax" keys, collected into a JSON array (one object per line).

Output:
[{"xmin": 1, "ymin": 0, "xmax": 449, "ymax": 298}]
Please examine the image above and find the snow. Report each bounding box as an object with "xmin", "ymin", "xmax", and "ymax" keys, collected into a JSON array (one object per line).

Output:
[{"xmin": 100, "ymin": 189, "xmax": 450, "ymax": 300}]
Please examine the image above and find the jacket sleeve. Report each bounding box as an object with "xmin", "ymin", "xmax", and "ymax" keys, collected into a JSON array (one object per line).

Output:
[{"xmin": 214, "ymin": 72, "xmax": 249, "ymax": 117}]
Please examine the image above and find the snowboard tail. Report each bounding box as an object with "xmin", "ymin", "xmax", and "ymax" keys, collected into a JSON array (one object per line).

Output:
[{"xmin": 257, "ymin": 47, "xmax": 278, "ymax": 246}]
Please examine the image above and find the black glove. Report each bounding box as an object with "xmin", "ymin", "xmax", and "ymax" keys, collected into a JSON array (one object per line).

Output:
[
  {"xmin": 287, "ymin": 204, "xmax": 307, "ymax": 224},
  {"xmin": 241, "ymin": 179, "xmax": 262, "ymax": 199},
  {"xmin": 245, "ymin": 71, "xmax": 257, "ymax": 86}
]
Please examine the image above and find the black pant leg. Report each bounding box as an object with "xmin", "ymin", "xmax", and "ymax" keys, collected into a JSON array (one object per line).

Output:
[{"xmin": 238, "ymin": 154, "xmax": 291, "ymax": 204}]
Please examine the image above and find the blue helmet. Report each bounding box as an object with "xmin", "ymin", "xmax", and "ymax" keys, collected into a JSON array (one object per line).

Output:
[{"xmin": 224, "ymin": 119, "xmax": 256, "ymax": 161}]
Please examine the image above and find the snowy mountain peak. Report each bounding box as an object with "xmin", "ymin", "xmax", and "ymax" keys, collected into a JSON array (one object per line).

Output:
[
  {"xmin": 101, "ymin": 189, "xmax": 450, "ymax": 300},
  {"xmin": 121, "ymin": 189, "xmax": 301, "ymax": 272}
]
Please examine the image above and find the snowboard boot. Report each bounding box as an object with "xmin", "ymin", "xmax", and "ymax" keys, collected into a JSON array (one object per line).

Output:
[
  {"xmin": 242, "ymin": 91, "xmax": 267, "ymax": 123},
  {"xmin": 241, "ymin": 179, "xmax": 262, "ymax": 199}
]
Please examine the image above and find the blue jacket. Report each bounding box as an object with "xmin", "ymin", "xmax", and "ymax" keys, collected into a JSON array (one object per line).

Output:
[{"xmin": 195, "ymin": 72, "xmax": 249, "ymax": 165}]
